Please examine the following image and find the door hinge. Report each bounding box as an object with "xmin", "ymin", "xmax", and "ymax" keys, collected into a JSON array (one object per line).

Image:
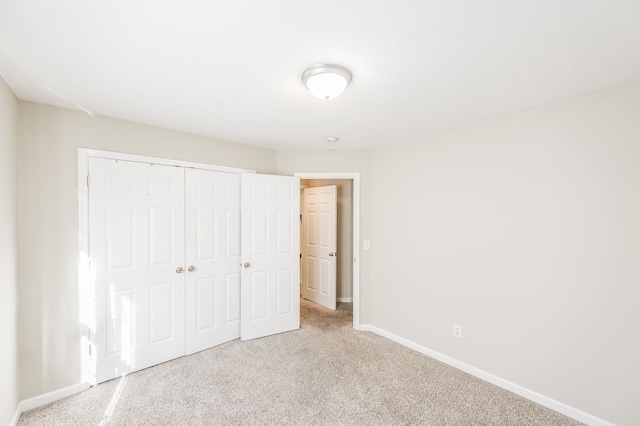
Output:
[{"xmin": 87, "ymin": 175, "xmax": 90, "ymax": 188}]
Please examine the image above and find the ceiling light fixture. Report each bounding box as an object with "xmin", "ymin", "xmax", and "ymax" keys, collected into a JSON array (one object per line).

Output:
[{"xmin": 301, "ymin": 64, "xmax": 352, "ymax": 100}]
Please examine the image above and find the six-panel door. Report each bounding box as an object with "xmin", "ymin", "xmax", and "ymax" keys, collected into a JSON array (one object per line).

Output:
[
  {"xmin": 90, "ymin": 158, "xmax": 186, "ymax": 383},
  {"xmin": 301, "ymin": 185, "xmax": 338, "ymax": 310},
  {"xmin": 240, "ymin": 173, "xmax": 300, "ymax": 341},
  {"xmin": 185, "ymin": 169, "xmax": 241, "ymax": 355}
]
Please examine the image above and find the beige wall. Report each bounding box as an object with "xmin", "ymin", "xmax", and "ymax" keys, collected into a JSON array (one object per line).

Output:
[
  {"xmin": 370, "ymin": 80, "xmax": 640, "ymax": 425},
  {"xmin": 301, "ymin": 179, "xmax": 353, "ymax": 299},
  {"xmin": 17, "ymin": 101, "xmax": 277, "ymax": 399},
  {"xmin": 0, "ymin": 77, "xmax": 19, "ymax": 425},
  {"xmin": 13, "ymin": 80, "xmax": 640, "ymax": 424},
  {"xmin": 276, "ymin": 150, "xmax": 372, "ymax": 322}
]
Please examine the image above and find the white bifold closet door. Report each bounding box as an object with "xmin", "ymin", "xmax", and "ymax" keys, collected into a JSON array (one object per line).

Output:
[
  {"xmin": 240, "ymin": 173, "xmax": 300, "ymax": 340},
  {"xmin": 89, "ymin": 157, "xmax": 299, "ymax": 383},
  {"xmin": 184, "ymin": 168, "xmax": 241, "ymax": 355},
  {"xmin": 90, "ymin": 158, "xmax": 187, "ymax": 383}
]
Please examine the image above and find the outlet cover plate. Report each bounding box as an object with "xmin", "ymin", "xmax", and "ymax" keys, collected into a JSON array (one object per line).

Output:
[{"xmin": 453, "ymin": 324, "xmax": 463, "ymax": 339}]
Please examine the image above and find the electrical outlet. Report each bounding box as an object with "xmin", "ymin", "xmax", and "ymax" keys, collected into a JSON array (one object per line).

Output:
[{"xmin": 452, "ymin": 324, "xmax": 463, "ymax": 339}]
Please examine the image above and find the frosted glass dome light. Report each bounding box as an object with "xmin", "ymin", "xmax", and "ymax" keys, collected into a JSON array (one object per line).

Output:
[{"xmin": 302, "ymin": 64, "xmax": 352, "ymax": 100}]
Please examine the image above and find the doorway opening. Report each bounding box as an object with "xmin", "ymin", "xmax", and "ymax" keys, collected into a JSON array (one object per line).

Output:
[{"xmin": 294, "ymin": 172, "xmax": 360, "ymax": 330}]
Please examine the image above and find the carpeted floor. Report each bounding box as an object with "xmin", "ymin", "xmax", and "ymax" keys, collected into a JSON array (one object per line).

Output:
[{"xmin": 19, "ymin": 300, "xmax": 582, "ymax": 425}]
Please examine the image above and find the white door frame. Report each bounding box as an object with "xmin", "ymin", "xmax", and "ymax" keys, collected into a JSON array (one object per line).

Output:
[
  {"xmin": 77, "ymin": 148, "xmax": 255, "ymax": 386},
  {"xmin": 294, "ymin": 172, "xmax": 361, "ymax": 330}
]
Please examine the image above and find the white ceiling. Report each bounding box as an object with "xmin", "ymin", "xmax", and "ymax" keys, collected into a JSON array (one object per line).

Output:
[{"xmin": 1, "ymin": 1, "xmax": 640, "ymax": 150}]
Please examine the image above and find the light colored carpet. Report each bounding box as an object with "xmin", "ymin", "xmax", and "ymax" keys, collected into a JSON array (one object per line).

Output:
[{"xmin": 19, "ymin": 300, "xmax": 582, "ymax": 425}]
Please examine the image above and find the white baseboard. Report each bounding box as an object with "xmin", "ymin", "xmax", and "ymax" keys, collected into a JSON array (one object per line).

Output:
[
  {"xmin": 15, "ymin": 382, "xmax": 89, "ymax": 422},
  {"xmin": 10, "ymin": 405, "xmax": 21, "ymax": 426},
  {"xmin": 359, "ymin": 324, "xmax": 612, "ymax": 426},
  {"xmin": 337, "ymin": 297, "xmax": 353, "ymax": 303}
]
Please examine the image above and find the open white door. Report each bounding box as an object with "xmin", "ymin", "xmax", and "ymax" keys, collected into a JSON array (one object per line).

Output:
[
  {"xmin": 301, "ymin": 185, "xmax": 337, "ymax": 310},
  {"xmin": 184, "ymin": 169, "xmax": 241, "ymax": 355},
  {"xmin": 90, "ymin": 158, "xmax": 185, "ymax": 383},
  {"xmin": 240, "ymin": 173, "xmax": 300, "ymax": 341}
]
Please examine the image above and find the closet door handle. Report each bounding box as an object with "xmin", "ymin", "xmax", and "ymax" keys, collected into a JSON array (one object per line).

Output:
[
  {"xmin": 176, "ymin": 267, "xmax": 184, "ymax": 274},
  {"xmin": 188, "ymin": 265, "xmax": 196, "ymax": 272},
  {"xmin": 243, "ymin": 262, "xmax": 251, "ymax": 268}
]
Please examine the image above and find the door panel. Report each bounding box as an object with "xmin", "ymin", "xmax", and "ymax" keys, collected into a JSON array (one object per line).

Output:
[
  {"xmin": 149, "ymin": 281, "xmax": 176, "ymax": 343},
  {"xmin": 185, "ymin": 169, "xmax": 241, "ymax": 355},
  {"xmin": 241, "ymin": 173, "xmax": 300, "ymax": 341},
  {"xmin": 195, "ymin": 277, "xmax": 216, "ymax": 330},
  {"xmin": 301, "ymin": 185, "xmax": 337, "ymax": 310},
  {"xmin": 90, "ymin": 157, "xmax": 185, "ymax": 383},
  {"xmin": 225, "ymin": 273, "xmax": 241, "ymax": 322},
  {"xmin": 105, "ymin": 206, "xmax": 134, "ymax": 270}
]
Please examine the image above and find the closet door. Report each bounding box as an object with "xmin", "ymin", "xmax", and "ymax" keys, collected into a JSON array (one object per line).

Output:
[
  {"xmin": 185, "ymin": 169, "xmax": 241, "ymax": 354},
  {"xmin": 90, "ymin": 158, "xmax": 185, "ymax": 383},
  {"xmin": 240, "ymin": 173, "xmax": 300, "ymax": 341}
]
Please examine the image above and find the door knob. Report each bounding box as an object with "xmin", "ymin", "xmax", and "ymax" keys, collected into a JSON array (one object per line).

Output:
[
  {"xmin": 188, "ymin": 265, "xmax": 196, "ymax": 272},
  {"xmin": 329, "ymin": 252, "xmax": 337, "ymax": 257},
  {"xmin": 176, "ymin": 267, "xmax": 184, "ymax": 274},
  {"xmin": 243, "ymin": 262, "xmax": 251, "ymax": 268}
]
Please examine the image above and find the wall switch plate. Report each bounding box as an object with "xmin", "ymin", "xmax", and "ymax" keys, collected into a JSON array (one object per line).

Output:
[
  {"xmin": 453, "ymin": 324, "xmax": 463, "ymax": 339},
  {"xmin": 363, "ymin": 240, "xmax": 371, "ymax": 250}
]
